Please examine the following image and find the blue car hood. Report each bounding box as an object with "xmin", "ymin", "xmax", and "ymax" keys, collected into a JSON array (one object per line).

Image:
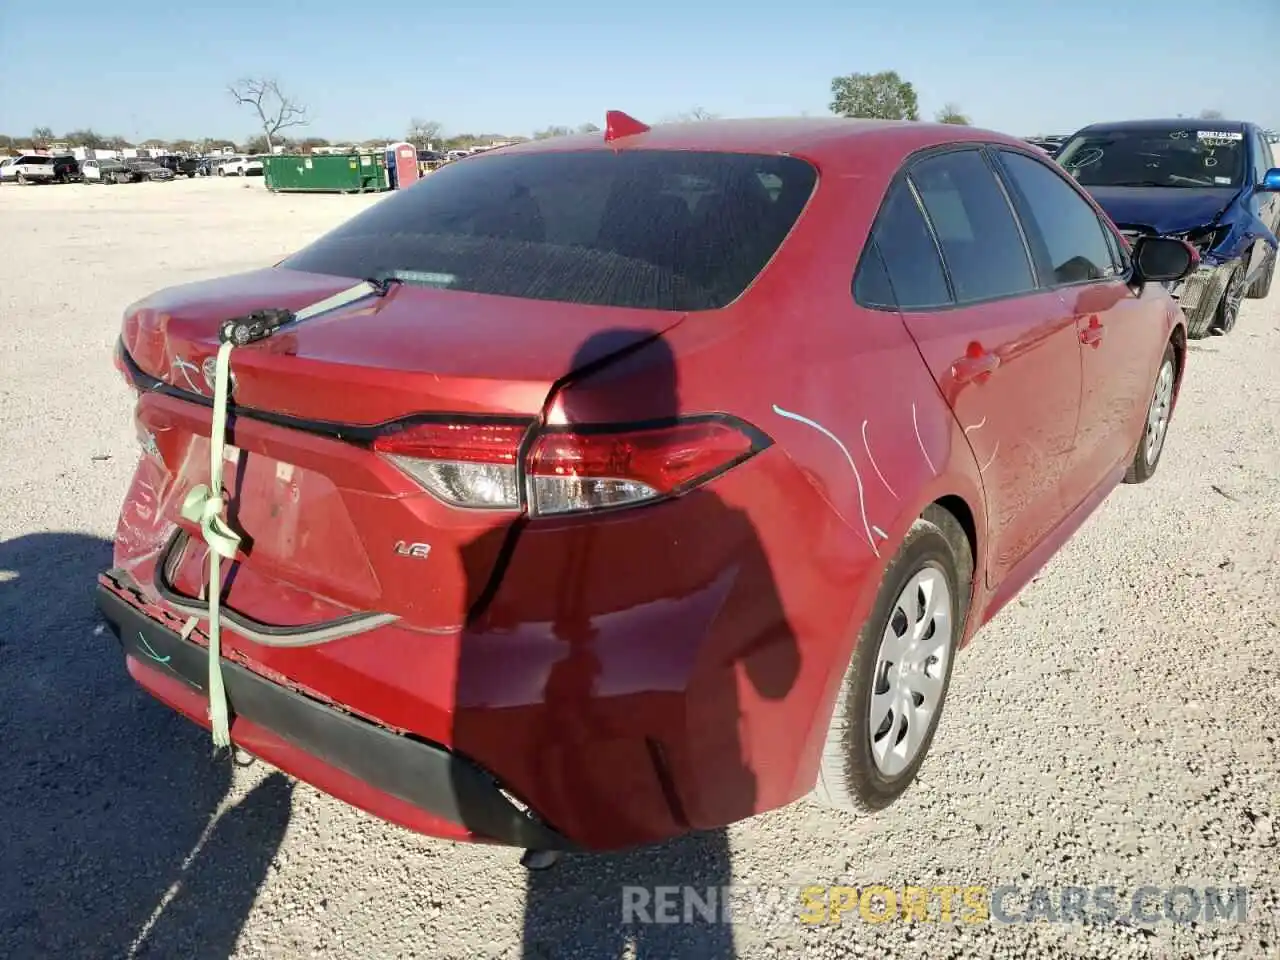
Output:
[{"xmin": 1085, "ymin": 186, "xmax": 1238, "ymax": 234}]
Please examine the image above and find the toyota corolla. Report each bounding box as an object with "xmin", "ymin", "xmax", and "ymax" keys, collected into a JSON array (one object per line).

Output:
[{"xmin": 98, "ymin": 112, "xmax": 1197, "ymax": 858}]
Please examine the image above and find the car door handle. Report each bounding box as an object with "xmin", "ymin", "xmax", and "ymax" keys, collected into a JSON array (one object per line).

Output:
[
  {"xmin": 1080, "ymin": 317, "xmax": 1105, "ymax": 347},
  {"xmin": 952, "ymin": 346, "xmax": 1000, "ymax": 384}
]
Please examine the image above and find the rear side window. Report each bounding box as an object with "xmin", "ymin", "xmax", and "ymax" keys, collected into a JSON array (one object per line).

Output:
[
  {"xmin": 283, "ymin": 150, "xmax": 817, "ymax": 311},
  {"xmin": 909, "ymin": 150, "xmax": 1035, "ymax": 303},
  {"xmin": 996, "ymin": 150, "xmax": 1118, "ymax": 285},
  {"xmin": 854, "ymin": 181, "xmax": 952, "ymax": 309}
]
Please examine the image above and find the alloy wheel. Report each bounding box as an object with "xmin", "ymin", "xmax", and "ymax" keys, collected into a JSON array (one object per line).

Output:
[
  {"xmin": 869, "ymin": 566, "xmax": 953, "ymax": 777},
  {"xmin": 1218, "ymin": 268, "xmax": 1245, "ymax": 333},
  {"xmin": 1145, "ymin": 358, "xmax": 1175, "ymax": 466}
]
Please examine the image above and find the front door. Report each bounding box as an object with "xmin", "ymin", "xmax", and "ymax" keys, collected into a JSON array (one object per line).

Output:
[
  {"xmin": 872, "ymin": 148, "xmax": 1083, "ymax": 586},
  {"xmin": 991, "ymin": 146, "xmax": 1171, "ymax": 506}
]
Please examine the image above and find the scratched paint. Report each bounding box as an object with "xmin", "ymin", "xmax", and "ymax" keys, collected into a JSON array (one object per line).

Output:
[
  {"xmin": 979, "ymin": 441, "xmax": 1000, "ymax": 474},
  {"xmin": 911, "ymin": 402, "xmax": 937, "ymax": 475},
  {"xmin": 170, "ymin": 356, "xmax": 202, "ymax": 394},
  {"xmin": 861, "ymin": 420, "xmax": 898, "ymax": 500},
  {"xmin": 772, "ymin": 403, "xmax": 881, "ymax": 558}
]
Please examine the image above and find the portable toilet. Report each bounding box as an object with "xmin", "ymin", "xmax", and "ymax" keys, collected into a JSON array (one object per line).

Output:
[{"xmin": 387, "ymin": 141, "xmax": 419, "ymax": 190}]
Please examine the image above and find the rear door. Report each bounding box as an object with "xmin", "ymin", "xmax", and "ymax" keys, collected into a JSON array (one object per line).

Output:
[
  {"xmin": 991, "ymin": 146, "xmax": 1165, "ymax": 507},
  {"xmin": 866, "ymin": 147, "xmax": 1083, "ymax": 586}
]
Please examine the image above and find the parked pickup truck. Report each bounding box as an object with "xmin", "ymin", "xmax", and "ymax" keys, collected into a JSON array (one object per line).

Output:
[{"xmin": 154, "ymin": 155, "xmax": 201, "ymax": 178}]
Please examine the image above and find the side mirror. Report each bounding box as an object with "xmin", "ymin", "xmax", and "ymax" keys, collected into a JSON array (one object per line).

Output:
[
  {"xmin": 1133, "ymin": 235, "xmax": 1198, "ymax": 283},
  {"xmin": 1260, "ymin": 168, "xmax": 1280, "ymax": 191}
]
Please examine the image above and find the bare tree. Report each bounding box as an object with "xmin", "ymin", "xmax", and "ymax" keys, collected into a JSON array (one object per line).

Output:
[
  {"xmin": 935, "ymin": 103, "xmax": 971, "ymax": 125},
  {"xmin": 228, "ymin": 78, "xmax": 309, "ymax": 152},
  {"xmin": 407, "ymin": 118, "xmax": 443, "ymax": 150},
  {"xmin": 31, "ymin": 126, "xmax": 54, "ymax": 149},
  {"xmin": 680, "ymin": 107, "xmax": 718, "ymax": 122}
]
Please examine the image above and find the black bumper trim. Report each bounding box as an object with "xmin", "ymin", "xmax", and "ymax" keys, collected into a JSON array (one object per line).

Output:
[{"xmin": 95, "ymin": 584, "xmax": 574, "ymax": 851}]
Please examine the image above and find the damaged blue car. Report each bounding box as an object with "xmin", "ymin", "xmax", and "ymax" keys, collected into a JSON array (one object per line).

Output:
[{"xmin": 1057, "ymin": 119, "xmax": 1280, "ymax": 337}]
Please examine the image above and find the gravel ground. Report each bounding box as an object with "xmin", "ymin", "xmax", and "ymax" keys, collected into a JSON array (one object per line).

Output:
[{"xmin": 1, "ymin": 176, "xmax": 1277, "ymax": 960}]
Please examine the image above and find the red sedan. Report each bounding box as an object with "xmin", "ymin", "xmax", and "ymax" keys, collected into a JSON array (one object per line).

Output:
[{"xmin": 98, "ymin": 113, "xmax": 1196, "ymax": 856}]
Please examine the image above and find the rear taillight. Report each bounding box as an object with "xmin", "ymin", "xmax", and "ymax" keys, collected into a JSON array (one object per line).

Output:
[
  {"xmin": 372, "ymin": 417, "xmax": 768, "ymax": 515},
  {"xmin": 372, "ymin": 422, "xmax": 527, "ymax": 509}
]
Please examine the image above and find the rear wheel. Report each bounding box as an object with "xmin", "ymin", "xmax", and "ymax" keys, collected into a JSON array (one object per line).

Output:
[
  {"xmin": 812, "ymin": 504, "xmax": 972, "ymax": 813},
  {"xmin": 16, "ymin": 171, "xmax": 26, "ymax": 185},
  {"xmin": 1124, "ymin": 341, "xmax": 1177, "ymax": 484},
  {"xmin": 1246, "ymin": 249, "xmax": 1275, "ymax": 299}
]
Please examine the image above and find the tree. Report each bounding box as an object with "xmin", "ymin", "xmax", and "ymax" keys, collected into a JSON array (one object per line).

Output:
[
  {"xmin": 298, "ymin": 137, "xmax": 330, "ymax": 153},
  {"xmin": 1199, "ymin": 109, "xmax": 1224, "ymax": 120},
  {"xmin": 31, "ymin": 126, "xmax": 54, "ymax": 148},
  {"xmin": 244, "ymin": 134, "xmax": 271, "ymax": 155},
  {"xmin": 66, "ymin": 129, "xmax": 106, "ymax": 148},
  {"xmin": 935, "ymin": 103, "xmax": 971, "ymax": 125},
  {"xmin": 829, "ymin": 71, "xmax": 919, "ymax": 121},
  {"xmin": 680, "ymin": 106, "xmax": 718, "ymax": 122},
  {"xmin": 533, "ymin": 125, "xmax": 572, "ymax": 139},
  {"xmin": 228, "ymin": 77, "xmax": 309, "ymax": 152},
  {"xmin": 577, "ymin": 122, "xmax": 601, "ymax": 134},
  {"xmin": 407, "ymin": 118, "xmax": 443, "ymax": 150}
]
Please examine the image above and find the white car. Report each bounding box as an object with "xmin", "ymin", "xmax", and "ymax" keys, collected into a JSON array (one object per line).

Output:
[
  {"xmin": 218, "ymin": 155, "xmax": 264, "ymax": 176},
  {"xmin": 81, "ymin": 159, "xmax": 133, "ymax": 184},
  {"xmin": 0, "ymin": 155, "xmax": 57, "ymax": 184}
]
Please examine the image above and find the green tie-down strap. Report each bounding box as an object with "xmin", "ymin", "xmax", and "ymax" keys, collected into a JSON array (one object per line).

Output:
[
  {"xmin": 179, "ymin": 339, "xmax": 240, "ymax": 747},
  {"xmin": 177, "ymin": 280, "xmax": 381, "ymax": 749}
]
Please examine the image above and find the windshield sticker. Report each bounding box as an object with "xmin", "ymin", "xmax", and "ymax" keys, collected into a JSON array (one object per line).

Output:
[
  {"xmin": 1197, "ymin": 130, "xmax": 1243, "ymax": 141},
  {"xmin": 1214, "ymin": 176, "xmax": 1232, "ymax": 184},
  {"xmin": 1065, "ymin": 147, "xmax": 1103, "ymax": 169}
]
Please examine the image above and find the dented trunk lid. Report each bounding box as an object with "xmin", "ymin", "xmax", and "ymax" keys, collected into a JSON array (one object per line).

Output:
[{"xmin": 120, "ymin": 265, "xmax": 685, "ymax": 640}]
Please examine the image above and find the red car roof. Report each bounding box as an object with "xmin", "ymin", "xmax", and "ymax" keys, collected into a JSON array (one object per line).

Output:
[{"xmin": 492, "ymin": 117, "xmax": 1032, "ymax": 170}]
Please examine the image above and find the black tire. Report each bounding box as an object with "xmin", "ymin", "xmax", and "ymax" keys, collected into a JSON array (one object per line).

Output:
[
  {"xmin": 1124, "ymin": 341, "xmax": 1177, "ymax": 484},
  {"xmin": 217, "ymin": 167, "xmax": 225, "ymax": 177},
  {"xmin": 1246, "ymin": 248, "xmax": 1275, "ymax": 299},
  {"xmin": 812, "ymin": 504, "xmax": 973, "ymax": 813},
  {"xmin": 1210, "ymin": 263, "xmax": 1246, "ymax": 335},
  {"xmin": 16, "ymin": 171, "xmax": 26, "ymax": 185}
]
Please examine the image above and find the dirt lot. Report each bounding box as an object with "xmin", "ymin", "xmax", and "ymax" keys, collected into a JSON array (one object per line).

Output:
[{"xmin": 1, "ymin": 176, "xmax": 1277, "ymax": 959}]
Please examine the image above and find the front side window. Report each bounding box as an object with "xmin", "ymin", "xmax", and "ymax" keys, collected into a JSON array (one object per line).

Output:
[
  {"xmin": 909, "ymin": 149, "xmax": 1036, "ymax": 303},
  {"xmin": 284, "ymin": 149, "xmax": 817, "ymax": 311},
  {"xmin": 996, "ymin": 150, "xmax": 1118, "ymax": 285},
  {"xmin": 1057, "ymin": 126, "xmax": 1246, "ymax": 189}
]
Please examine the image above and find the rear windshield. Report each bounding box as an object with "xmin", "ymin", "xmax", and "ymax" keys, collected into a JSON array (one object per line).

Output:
[
  {"xmin": 282, "ymin": 149, "xmax": 818, "ymax": 310},
  {"xmin": 22, "ymin": 156, "xmax": 54, "ymax": 165},
  {"xmin": 1057, "ymin": 126, "xmax": 1247, "ymax": 189}
]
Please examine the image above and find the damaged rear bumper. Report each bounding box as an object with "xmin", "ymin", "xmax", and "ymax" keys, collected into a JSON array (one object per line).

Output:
[{"xmin": 95, "ymin": 578, "xmax": 576, "ymax": 851}]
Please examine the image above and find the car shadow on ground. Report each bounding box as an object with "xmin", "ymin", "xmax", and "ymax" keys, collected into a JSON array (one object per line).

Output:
[
  {"xmin": 0, "ymin": 532, "xmax": 292, "ymax": 959},
  {"xmin": 520, "ymin": 829, "xmax": 738, "ymax": 959}
]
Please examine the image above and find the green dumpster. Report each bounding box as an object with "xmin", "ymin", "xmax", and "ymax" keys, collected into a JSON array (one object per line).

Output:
[{"xmin": 263, "ymin": 153, "xmax": 390, "ymax": 193}]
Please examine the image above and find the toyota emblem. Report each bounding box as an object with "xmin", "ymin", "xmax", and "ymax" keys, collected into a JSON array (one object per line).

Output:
[{"xmin": 202, "ymin": 356, "xmax": 236, "ymax": 394}]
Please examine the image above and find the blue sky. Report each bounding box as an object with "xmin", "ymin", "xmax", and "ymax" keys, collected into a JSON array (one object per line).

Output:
[{"xmin": 1, "ymin": 0, "xmax": 1276, "ymax": 143}]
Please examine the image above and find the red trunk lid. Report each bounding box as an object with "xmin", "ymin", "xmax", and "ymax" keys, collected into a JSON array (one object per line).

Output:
[{"xmin": 119, "ymin": 265, "xmax": 685, "ymax": 638}]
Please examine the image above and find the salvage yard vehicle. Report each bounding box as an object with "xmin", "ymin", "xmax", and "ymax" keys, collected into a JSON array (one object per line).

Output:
[
  {"xmin": 218, "ymin": 155, "xmax": 264, "ymax": 176},
  {"xmin": 155, "ymin": 154, "xmax": 202, "ymax": 178},
  {"xmin": 51, "ymin": 155, "xmax": 82, "ymax": 183},
  {"xmin": 81, "ymin": 158, "xmax": 134, "ymax": 184},
  {"xmin": 125, "ymin": 159, "xmax": 176, "ymax": 182},
  {"xmin": 98, "ymin": 113, "xmax": 1197, "ymax": 860},
  {"xmin": 1057, "ymin": 119, "xmax": 1280, "ymax": 337},
  {"xmin": 0, "ymin": 155, "xmax": 57, "ymax": 184}
]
